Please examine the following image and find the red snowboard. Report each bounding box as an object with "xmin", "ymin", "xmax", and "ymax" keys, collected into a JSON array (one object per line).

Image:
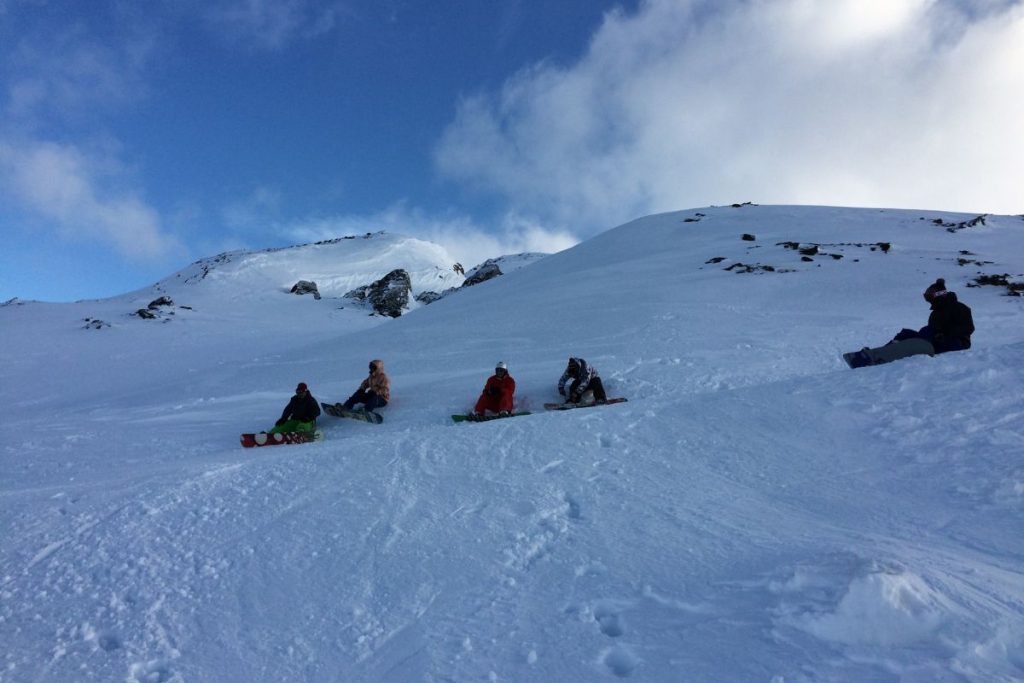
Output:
[
  {"xmin": 240, "ymin": 431, "xmax": 321, "ymax": 448},
  {"xmin": 543, "ymin": 397, "xmax": 628, "ymax": 411}
]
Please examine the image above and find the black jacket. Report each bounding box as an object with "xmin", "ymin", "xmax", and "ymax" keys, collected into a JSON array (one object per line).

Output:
[
  {"xmin": 280, "ymin": 392, "xmax": 321, "ymax": 423},
  {"xmin": 928, "ymin": 292, "xmax": 974, "ymax": 350}
]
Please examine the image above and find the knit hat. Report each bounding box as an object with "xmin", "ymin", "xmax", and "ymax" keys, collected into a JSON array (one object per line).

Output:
[
  {"xmin": 923, "ymin": 278, "xmax": 948, "ymax": 302},
  {"xmin": 296, "ymin": 382, "xmax": 308, "ymax": 393},
  {"xmin": 495, "ymin": 361, "xmax": 508, "ymax": 371}
]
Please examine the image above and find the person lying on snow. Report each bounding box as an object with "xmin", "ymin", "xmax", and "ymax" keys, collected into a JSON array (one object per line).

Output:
[
  {"xmin": 270, "ymin": 382, "xmax": 320, "ymax": 434},
  {"xmin": 343, "ymin": 359, "xmax": 390, "ymax": 412},
  {"xmin": 473, "ymin": 361, "xmax": 516, "ymax": 417},
  {"xmin": 848, "ymin": 278, "xmax": 975, "ymax": 368},
  {"xmin": 558, "ymin": 357, "xmax": 608, "ymax": 404}
]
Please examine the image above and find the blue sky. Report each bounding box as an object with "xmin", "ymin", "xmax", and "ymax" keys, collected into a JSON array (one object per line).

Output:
[{"xmin": 1, "ymin": 0, "xmax": 1022, "ymax": 302}]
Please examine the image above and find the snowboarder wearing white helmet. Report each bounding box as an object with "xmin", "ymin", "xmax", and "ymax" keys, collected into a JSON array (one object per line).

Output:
[{"xmin": 473, "ymin": 361, "xmax": 516, "ymax": 417}]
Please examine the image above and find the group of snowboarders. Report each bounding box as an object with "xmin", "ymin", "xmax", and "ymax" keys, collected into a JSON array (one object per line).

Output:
[
  {"xmin": 263, "ymin": 276, "xmax": 977, "ymax": 436},
  {"xmin": 264, "ymin": 356, "xmax": 609, "ymax": 435}
]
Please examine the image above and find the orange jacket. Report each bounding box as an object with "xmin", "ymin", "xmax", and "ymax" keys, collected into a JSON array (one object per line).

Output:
[{"xmin": 358, "ymin": 359, "xmax": 391, "ymax": 401}]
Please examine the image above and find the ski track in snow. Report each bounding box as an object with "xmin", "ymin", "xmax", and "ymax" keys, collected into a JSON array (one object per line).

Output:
[{"xmin": 2, "ymin": 207, "xmax": 1024, "ymax": 681}]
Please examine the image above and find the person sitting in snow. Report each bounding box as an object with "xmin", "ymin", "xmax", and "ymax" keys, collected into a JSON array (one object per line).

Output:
[
  {"xmin": 270, "ymin": 382, "xmax": 320, "ymax": 434},
  {"xmin": 849, "ymin": 278, "xmax": 974, "ymax": 367},
  {"xmin": 342, "ymin": 359, "xmax": 390, "ymax": 413},
  {"xmin": 919, "ymin": 278, "xmax": 975, "ymax": 352},
  {"xmin": 558, "ymin": 357, "xmax": 607, "ymax": 404},
  {"xmin": 473, "ymin": 361, "xmax": 516, "ymax": 417}
]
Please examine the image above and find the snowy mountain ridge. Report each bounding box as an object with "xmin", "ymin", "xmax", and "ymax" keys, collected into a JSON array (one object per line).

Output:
[
  {"xmin": 1, "ymin": 205, "xmax": 1023, "ymax": 682},
  {"xmin": 149, "ymin": 231, "xmax": 465, "ymax": 305}
]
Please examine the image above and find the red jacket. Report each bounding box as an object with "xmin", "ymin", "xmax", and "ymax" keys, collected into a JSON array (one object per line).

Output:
[{"xmin": 475, "ymin": 374, "xmax": 516, "ymax": 413}]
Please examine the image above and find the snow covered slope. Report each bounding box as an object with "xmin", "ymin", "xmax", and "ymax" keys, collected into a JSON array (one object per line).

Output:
[
  {"xmin": 151, "ymin": 231, "xmax": 464, "ymax": 304},
  {"xmin": 2, "ymin": 205, "xmax": 1023, "ymax": 682}
]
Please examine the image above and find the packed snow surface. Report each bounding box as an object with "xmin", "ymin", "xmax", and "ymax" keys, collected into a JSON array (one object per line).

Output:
[{"xmin": 2, "ymin": 205, "xmax": 1023, "ymax": 682}]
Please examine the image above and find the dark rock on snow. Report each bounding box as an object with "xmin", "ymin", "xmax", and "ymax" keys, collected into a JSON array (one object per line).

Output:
[
  {"xmin": 415, "ymin": 291, "xmax": 444, "ymax": 305},
  {"xmin": 462, "ymin": 262, "xmax": 502, "ymax": 287},
  {"xmin": 148, "ymin": 296, "xmax": 174, "ymax": 309},
  {"xmin": 290, "ymin": 280, "xmax": 321, "ymax": 300},
  {"xmin": 345, "ymin": 269, "xmax": 412, "ymax": 317}
]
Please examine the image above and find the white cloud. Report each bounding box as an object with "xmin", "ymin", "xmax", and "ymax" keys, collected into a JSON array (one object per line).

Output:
[
  {"xmin": 203, "ymin": 0, "xmax": 346, "ymax": 50},
  {"xmin": 436, "ymin": 0, "xmax": 1024, "ymax": 234},
  {"xmin": 222, "ymin": 186, "xmax": 285, "ymax": 232},
  {"xmin": 2, "ymin": 26, "xmax": 153, "ymax": 124},
  {"xmin": 0, "ymin": 139, "xmax": 181, "ymax": 260},
  {"xmin": 281, "ymin": 203, "xmax": 578, "ymax": 269}
]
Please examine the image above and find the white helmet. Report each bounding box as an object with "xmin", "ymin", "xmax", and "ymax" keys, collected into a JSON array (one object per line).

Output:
[{"xmin": 495, "ymin": 361, "xmax": 508, "ymax": 371}]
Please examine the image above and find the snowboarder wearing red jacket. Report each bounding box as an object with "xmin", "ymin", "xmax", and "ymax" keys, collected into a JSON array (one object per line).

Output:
[{"xmin": 473, "ymin": 362, "xmax": 516, "ymax": 416}]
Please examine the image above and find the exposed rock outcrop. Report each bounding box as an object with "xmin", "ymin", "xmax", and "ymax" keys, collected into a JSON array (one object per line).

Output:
[
  {"xmin": 415, "ymin": 291, "xmax": 444, "ymax": 305},
  {"xmin": 345, "ymin": 269, "xmax": 412, "ymax": 317},
  {"xmin": 148, "ymin": 296, "xmax": 174, "ymax": 309},
  {"xmin": 461, "ymin": 262, "xmax": 502, "ymax": 288},
  {"xmin": 290, "ymin": 280, "xmax": 321, "ymax": 300}
]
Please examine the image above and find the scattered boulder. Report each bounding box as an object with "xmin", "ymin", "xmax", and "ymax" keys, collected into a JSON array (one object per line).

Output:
[
  {"xmin": 968, "ymin": 273, "xmax": 1024, "ymax": 296},
  {"xmin": 415, "ymin": 291, "xmax": 443, "ymax": 305},
  {"xmin": 462, "ymin": 262, "xmax": 502, "ymax": 287},
  {"xmin": 725, "ymin": 262, "xmax": 778, "ymax": 274},
  {"xmin": 290, "ymin": 280, "xmax": 321, "ymax": 300},
  {"xmin": 82, "ymin": 318, "xmax": 110, "ymax": 330},
  {"xmin": 130, "ymin": 295, "xmax": 191, "ymax": 321},
  {"xmin": 148, "ymin": 296, "xmax": 174, "ymax": 309},
  {"xmin": 705, "ymin": 257, "xmax": 727, "ymax": 264},
  {"xmin": 741, "ymin": 234, "xmax": 756, "ymax": 241},
  {"xmin": 929, "ymin": 215, "xmax": 988, "ymax": 233},
  {"xmin": 345, "ymin": 269, "xmax": 412, "ymax": 317}
]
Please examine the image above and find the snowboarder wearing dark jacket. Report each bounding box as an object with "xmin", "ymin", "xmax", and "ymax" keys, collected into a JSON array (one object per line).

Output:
[
  {"xmin": 921, "ymin": 279, "xmax": 974, "ymax": 352},
  {"xmin": 270, "ymin": 382, "xmax": 320, "ymax": 434},
  {"xmin": 848, "ymin": 278, "xmax": 974, "ymax": 367},
  {"xmin": 474, "ymin": 361, "xmax": 516, "ymax": 416},
  {"xmin": 558, "ymin": 357, "xmax": 607, "ymax": 404}
]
